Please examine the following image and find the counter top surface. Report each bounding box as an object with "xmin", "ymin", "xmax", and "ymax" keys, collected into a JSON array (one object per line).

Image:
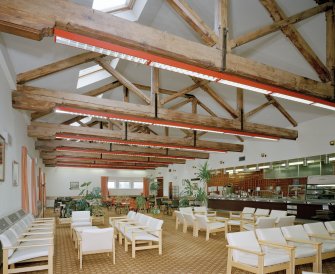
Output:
[{"xmin": 208, "ymin": 196, "xmax": 335, "ymax": 205}]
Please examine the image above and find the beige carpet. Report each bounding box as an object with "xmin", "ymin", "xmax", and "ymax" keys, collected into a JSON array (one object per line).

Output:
[{"xmin": 4, "ymin": 209, "xmax": 335, "ymax": 273}]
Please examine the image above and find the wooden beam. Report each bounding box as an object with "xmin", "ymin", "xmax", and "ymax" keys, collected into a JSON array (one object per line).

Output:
[
  {"xmin": 95, "ymin": 58, "xmax": 151, "ymax": 104},
  {"xmin": 151, "ymin": 67, "xmax": 159, "ymax": 106},
  {"xmin": 326, "ymin": 3, "xmax": 335, "ymax": 84},
  {"xmin": 168, "ymin": 98, "xmax": 193, "ymax": 110},
  {"xmin": 32, "ymin": 80, "xmax": 121, "ymax": 121},
  {"xmin": 196, "ymin": 99, "xmax": 218, "ymax": 117},
  {"xmin": 14, "ymin": 85, "xmax": 298, "ymax": 140},
  {"xmin": 236, "ymin": 88, "xmax": 243, "ymax": 120},
  {"xmin": 17, "ymin": 52, "xmax": 102, "ymax": 84},
  {"xmin": 229, "ymin": 3, "xmax": 333, "ymax": 49},
  {"xmin": 260, "ymin": 0, "xmax": 331, "ymax": 82},
  {"xmin": 215, "ymin": 0, "xmax": 229, "ymax": 50},
  {"xmin": 160, "ymin": 80, "xmax": 208, "ymax": 105},
  {"xmin": 28, "ymin": 122, "xmax": 244, "ymax": 152},
  {"xmin": 35, "ymin": 139, "xmax": 210, "ymax": 159},
  {"xmin": 0, "ymin": 0, "xmax": 332, "ymax": 98},
  {"xmin": 192, "ymin": 78, "xmax": 239, "ymax": 118},
  {"xmin": 265, "ymin": 95, "xmax": 298, "ymax": 127},
  {"xmin": 133, "ymin": 83, "xmax": 194, "ymax": 98},
  {"xmin": 167, "ymin": 0, "xmax": 218, "ymax": 46},
  {"xmin": 245, "ymin": 101, "xmax": 273, "ymax": 119},
  {"xmin": 192, "ymin": 98, "xmax": 197, "ymax": 114}
]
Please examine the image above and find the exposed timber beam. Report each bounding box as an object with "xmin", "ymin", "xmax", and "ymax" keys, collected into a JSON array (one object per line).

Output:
[
  {"xmin": 192, "ymin": 78, "xmax": 239, "ymax": 118},
  {"xmin": 260, "ymin": 0, "xmax": 331, "ymax": 82},
  {"xmin": 265, "ymin": 95, "xmax": 298, "ymax": 127},
  {"xmin": 326, "ymin": 3, "xmax": 335, "ymax": 84},
  {"xmin": 229, "ymin": 2, "xmax": 333, "ymax": 49},
  {"xmin": 32, "ymin": 80, "xmax": 122, "ymax": 121},
  {"xmin": 168, "ymin": 98, "xmax": 193, "ymax": 110},
  {"xmin": 245, "ymin": 100, "xmax": 274, "ymax": 120},
  {"xmin": 95, "ymin": 58, "xmax": 151, "ymax": 104},
  {"xmin": 35, "ymin": 139, "xmax": 209, "ymax": 159},
  {"xmin": 196, "ymin": 99, "xmax": 218, "ymax": 117},
  {"xmin": 28, "ymin": 122, "xmax": 244, "ymax": 152},
  {"xmin": 133, "ymin": 83, "xmax": 194, "ymax": 98},
  {"xmin": 215, "ymin": 0, "xmax": 229, "ymax": 50},
  {"xmin": 167, "ymin": 0, "xmax": 218, "ymax": 46},
  {"xmin": 160, "ymin": 80, "xmax": 208, "ymax": 105},
  {"xmin": 17, "ymin": 52, "xmax": 102, "ymax": 84},
  {"xmin": 0, "ymin": 0, "xmax": 332, "ymax": 98},
  {"xmin": 13, "ymin": 85, "xmax": 298, "ymax": 140}
]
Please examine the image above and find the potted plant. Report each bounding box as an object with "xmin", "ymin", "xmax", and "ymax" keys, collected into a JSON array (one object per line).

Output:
[
  {"xmin": 196, "ymin": 162, "xmax": 211, "ymax": 206},
  {"xmin": 149, "ymin": 178, "xmax": 160, "ymax": 214},
  {"xmin": 135, "ymin": 195, "xmax": 146, "ymax": 212}
]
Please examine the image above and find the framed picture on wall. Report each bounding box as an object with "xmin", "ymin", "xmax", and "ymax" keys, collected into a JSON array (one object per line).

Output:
[
  {"xmin": 0, "ymin": 135, "xmax": 5, "ymax": 182},
  {"xmin": 12, "ymin": 161, "xmax": 19, "ymax": 186},
  {"xmin": 70, "ymin": 181, "xmax": 79, "ymax": 190}
]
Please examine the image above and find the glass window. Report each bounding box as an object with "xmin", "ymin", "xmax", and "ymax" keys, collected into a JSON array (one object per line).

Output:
[
  {"xmin": 133, "ymin": 182, "xmax": 143, "ymax": 189},
  {"xmin": 108, "ymin": 181, "xmax": 116, "ymax": 189},
  {"xmin": 119, "ymin": 181, "xmax": 130, "ymax": 189}
]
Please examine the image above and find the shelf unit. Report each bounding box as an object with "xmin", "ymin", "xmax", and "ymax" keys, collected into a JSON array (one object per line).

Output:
[{"xmin": 306, "ymin": 184, "xmax": 335, "ymax": 201}]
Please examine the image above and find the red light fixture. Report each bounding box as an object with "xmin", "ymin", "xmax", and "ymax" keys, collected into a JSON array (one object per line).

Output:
[
  {"xmin": 56, "ymin": 156, "xmax": 171, "ymax": 166},
  {"xmin": 55, "ymin": 133, "xmax": 227, "ymax": 153},
  {"xmin": 54, "ymin": 106, "xmax": 280, "ymax": 141},
  {"xmin": 54, "ymin": 28, "xmax": 335, "ymax": 111},
  {"xmin": 56, "ymin": 147, "xmax": 195, "ymax": 160}
]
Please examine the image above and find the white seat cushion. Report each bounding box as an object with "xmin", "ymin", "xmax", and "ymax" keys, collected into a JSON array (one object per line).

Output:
[
  {"xmin": 208, "ymin": 222, "xmax": 225, "ymax": 230},
  {"xmin": 125, "ymin": 230, "xmax": 159, "ymax": 242},
  {"xmin": 8, "ymin": 246, "xmax": 49, "ymax": 265},
  {"xmin": 71, "ymin": 221, "xmax": 92, "ymax": 228}
]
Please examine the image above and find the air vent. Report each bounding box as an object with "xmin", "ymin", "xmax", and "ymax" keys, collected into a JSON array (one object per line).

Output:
[{"xmin": 239, "ymin": 156, "xmax": 245, "ymax": 161}]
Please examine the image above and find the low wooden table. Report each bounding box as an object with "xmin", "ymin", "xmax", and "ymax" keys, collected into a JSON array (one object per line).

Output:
[
  {"xmin": 92, "ymin": 216, "xmax": 105, "ymax": 225},
  {"xmin": 58, "ymin": 217, "xmax": 71, "ymax": 225}
]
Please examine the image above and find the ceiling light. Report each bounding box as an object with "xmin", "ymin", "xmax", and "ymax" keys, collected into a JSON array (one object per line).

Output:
[
  {"xmin": 56, "ymin": 147, "xmax": 194, "ymax": 159},
  {"xmin": 54, "ymin": 28, "xmax": 335, "ymax": 112},
  {"xmin": 329, "ymin": 157, "xmax": 335, "ymax": 162},
  {"xmin": 54, "ymin": 106, "xmax": 279, "ymax": 141},
  {"xmin": 248, "ymin": 166, "xmax": 256, "ymax": 171},
  {"xmin": 312, "ymin": 103, "xmax": 335, "ymax": 111},
  {"xmin": 258, "ymin": 165, "xmax": 270, "ymax": 169},
  {"xmin": 56, "ymin": 163, "xmax": 154, "ymax": 169},
  {"xmin": 271, "ymin": 93, "xmax": 313, "ymax": 104},
  {"xmin": 55, "ymin": 133, "xmax": 227, "ymax": 153},
  {"xmin": 289, "ymin": 161, "xmax": 304, "ymax": 166},
  {"xmin": 56, "ymin": 156, "xmax": 170, "ymax": 165}
]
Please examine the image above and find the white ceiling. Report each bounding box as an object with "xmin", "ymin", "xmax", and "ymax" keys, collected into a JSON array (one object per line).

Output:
[{"xmin": 1, "ymin": 0, "xmax": 333, "ymax": 141}]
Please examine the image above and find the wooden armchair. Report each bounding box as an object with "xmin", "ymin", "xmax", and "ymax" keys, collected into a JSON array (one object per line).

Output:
[
  {"xmin": 226, "ymin": 230, "xmax": 294, "ymax": 274},
  {"xmin": 78, "ymin": 228, "xmax": 115, "ymax": 269},
  {"xmin": 194, "ymin": 214, "xmax": 227, "ymax": 240},
  {"xmin": 256, "ymin": 227, "xmax": 321, "ymax": 273}
]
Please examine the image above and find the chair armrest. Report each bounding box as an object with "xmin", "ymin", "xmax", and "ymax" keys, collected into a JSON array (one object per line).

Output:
[
  {"xmin": 307, "ymin": 233, "xmax": 335, "ymax": 240},
  {"xmin": 258, "ymin": 240, "xmax": 295, "ymax": 251},
  {"xmin": 285, "ymin": 237, "xmax": 322, "ymax": 247},
  {"xmin": 207, "ymin": 211, "xmax": 217, "ymax": 215},
  {"xmin": 226, "ymin": 245, "xmax": 264, "ymax": 256},
  {"xmin": 21, "ymin": 231, "xmax": 54, "ymax": 236},
  {"xmin": 18, "ymin": 237, "xmax": 53, "ymax": 242},
  {"xmin": 3, "ymin": 242, "xmax": 53, "ymax": 250},
  {"xmin": 125, "ymin": 225, "xmax": 148, "ymax": 232},
  {"xmin": 109, "ymin": 216, "xmax": 127, "ymax": 220},
  {"xmin": 132, "ymin": 228, "xmax": 162, "ymax": 234}
]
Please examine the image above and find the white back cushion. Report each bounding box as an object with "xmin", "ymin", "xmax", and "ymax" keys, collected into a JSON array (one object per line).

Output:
[
  {"xmin": 255, "ymin": 208, "xmax": 270, "ymax": 216},
  {"xmin": 194, "ymin": 214, "xmax": 208, "ymax": 230},
  {"xmin": 194, "ymin": 207, "xmax": 206, "ymax": 213},
  {"xmin": 256, "ymin": 217, "xmax": 276, "ymax": 228},
  {"xmin": 148, "ymin": 218, "xmax": 163, "ymax": 237},
  {"xmin": 227, "ymin": 231, "xmax": 261, "ymax": 263},
  {"xmin": 179, "ymin": 207, "xmax": 193, "ymax": 214},
  {"xmin": 242, "ymin": 207, "xmax": 255, "ymax": 214},
  {"xmin": 82, "ymin": 228, "xmax": 114, "ymax": 252},
  {"xmin": 269, "ymin": 210, "xmax": 287, "ymax": 219},
  {"xmin": 72, "ymin": 211, "xmax": 90, "ymax": 221},
  {"xmin": 276, "ymin": 216, "xmax": 295, "ymax": 227},
  {"xmin": 183, "ymin": 213, "xmax": 195, "ymax": 225},
  {"xmin": 303, "ymin": 222, "xmax": 329, "ymax": 236},
  {"xmin": 281, "ymin": 225, "xmax": 310, "ymax": 241},
  {"xmin": 325, "ymin": 221, "xmax": 335, "ymax": 233},
  {"xmin": 0, "ymin": 230, "xmax": 18, "ymax": 257},
  {"xmin": 175, "ymin": 211, "xmax": 184, "ymax": 224}
]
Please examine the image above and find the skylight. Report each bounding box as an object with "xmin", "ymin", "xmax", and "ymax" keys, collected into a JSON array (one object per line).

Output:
[{"xmin": 92, "ymin": 0, "xmax": 135, "ymax": 13}]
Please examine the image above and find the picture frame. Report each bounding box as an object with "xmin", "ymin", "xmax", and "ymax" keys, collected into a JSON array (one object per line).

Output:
[
  {"xmin": 12, "ymin": 161, "xmax": 19, "ymax": 186},
  {"xmin": 0, "ymin": 135, "xmax": 5, "ymax": 182},
  {"xmin": 70, "ymin": 181, "xmax": 79, "ymax": 190}
]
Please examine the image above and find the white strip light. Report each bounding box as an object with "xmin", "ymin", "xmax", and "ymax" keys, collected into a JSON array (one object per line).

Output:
[
  {"xmin": 149, "ymin": 62, "xmax": 218, "ymax": 81},
  {"xmin": 56, "ymin": 36, "xmax": 148, "ymax": 64},
  {"xmin": 271, "ymin": 93, "xmax": 313, "ymax": 104},
  {"xmin": 289, "ymin": 161, "xmax": 304, "ymax": 166},
  {"xmin": 312, "ymin": 103, "xmax": 335, "ymax": 111},
  {"xmin": 55, "ymin": 33, "xmax": 335, "ymax": 112},
  {"xmin": 258, "ymin": 165, "xmax": 270, "ymax": 169},
  {"xmin": 218, "ymin": 79, "xmax": 271, "ymax": 94}
]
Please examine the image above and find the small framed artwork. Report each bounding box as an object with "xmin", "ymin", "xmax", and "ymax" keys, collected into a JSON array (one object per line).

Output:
[
  {"xmin": 0, "ymin": 135, "xmax": 5, "ymax": 182},
  {"xmin": 12, "ymin": 161, "xmax": 19, "ymax": 186},
  {"xmin": 70, "ymin": 181, "xmax": 79, "ymax": 190}
]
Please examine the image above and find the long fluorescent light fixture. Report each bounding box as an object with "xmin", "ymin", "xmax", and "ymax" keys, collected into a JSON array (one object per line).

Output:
[
  {"xmin": 56, "ymin": 147, "xmax": 195, "ymax": 160},
  {"xmin": 56, "ymin": 156, "xmax": 170, "ymax": 166},
  {"xmin": 54, "ymin": 106, "xmax": 279, "ymax": 141},
  {"xmin": 56, "ymin": 163, "xmax": 155, "ymax": 169},
  {"xmin": 54, "ymin": 28, "xmax": 335, "ymax": 111},
  {"xmin": 55, "ymin": 133, "xmax": 227, "ymax": 153}
]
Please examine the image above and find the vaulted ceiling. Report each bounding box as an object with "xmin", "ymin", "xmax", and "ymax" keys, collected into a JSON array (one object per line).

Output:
[{"xmin": 0, "ymin": 0, "xmax": 334, "ymax": 169}]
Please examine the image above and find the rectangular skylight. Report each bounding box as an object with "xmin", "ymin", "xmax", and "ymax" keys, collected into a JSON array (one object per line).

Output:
[{"xmin": 92, "ymin": 0, "xmax": 128, "ymax": 13}]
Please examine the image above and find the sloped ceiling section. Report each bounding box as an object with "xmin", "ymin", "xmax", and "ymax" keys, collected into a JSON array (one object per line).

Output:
[{"xmin": 0, "ymin": 0, "xmax": 334, "ymax": 169}]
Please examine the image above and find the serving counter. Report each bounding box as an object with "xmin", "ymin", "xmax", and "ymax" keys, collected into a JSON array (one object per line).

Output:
[{"xmin": 208, "ymin": 197, "xmax": 335, "ymax": 220}]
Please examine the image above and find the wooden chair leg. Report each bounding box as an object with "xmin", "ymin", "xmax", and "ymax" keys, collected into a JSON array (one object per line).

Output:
[
  {"xmin": 113, "ymin": 237, "xmax": 116, "ymax": 265},
  {"xmin": 48, "ymin": 245, "xmax": 53, "ymax": 274},
  {"xmin": 183, "ymin": 223, "xmax": 187, "ymax": 233},
  {"xmin": 206, "ymin": 230, "xmax": 210, "ymax": 241},
  {"xmin": 226, "ymin": 248, "xmax": 232, "ymax": 274},
  {"xmin": 132, "ymin": 240, "xmax": 136, "ymax": 258},
  {"xmin": 80, "ymin": 249, "xmax": 83, "ymax": 269}
]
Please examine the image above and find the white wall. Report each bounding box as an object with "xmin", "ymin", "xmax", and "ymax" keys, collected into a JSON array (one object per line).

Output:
[
  {"xmin": 45, "ymin": 167, "xmax": 149, "ymax": 197},
  {"xmin": 154, "ymin": 113, "xmax": 335, "ymax": 195},
  {"xmin": 0, "ymin": 67, "xmax": 44, "ymax": 218}
]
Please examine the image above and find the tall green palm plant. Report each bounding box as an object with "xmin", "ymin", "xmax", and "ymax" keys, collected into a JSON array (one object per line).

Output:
[{"xmin": 197, "ymin": 161, "xmax": 211, "ymax": 206}]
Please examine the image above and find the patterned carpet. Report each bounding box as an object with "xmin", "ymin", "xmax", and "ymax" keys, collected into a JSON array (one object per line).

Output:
[{"xmin": 4, "ymin": 209, "xmax": 335, "ymax": 273}]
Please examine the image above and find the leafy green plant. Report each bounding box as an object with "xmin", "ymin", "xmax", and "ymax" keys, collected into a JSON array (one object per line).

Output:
[
  {"xmin": 179, "ymin": 196, "xmax": 190, "ymax": 207},
  {"xmin": 183, "ymin": 179, "xmax": 194, "ymax": 196},
  {"xmin": 136, "ymin": 196, "xmax": 146, "ymax": 211},
  {"xmin": 196, "ymin": 161, "xmax": 211, "ymax": 206},
  {"xmin": 194, "ymin": 187, "xmax": 207, "ymax": 206}
]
